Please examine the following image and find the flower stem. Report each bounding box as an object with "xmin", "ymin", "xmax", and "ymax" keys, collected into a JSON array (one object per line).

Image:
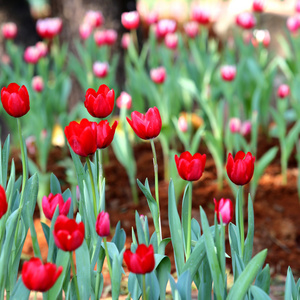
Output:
[
  {"xmin": 150, "ymin": 139, "xmax": 162, "ymax": 245},
  {"xmin": 237, "ymin": 186, "xmax": 244, "ymax": 257},
  {"xmin": 142, "ymin": 274, "xmax": 147, "ymax": 300},
  {"xmin": 97, "ymin": 149, "xmax": 103, "ymax": 209},
  {"xmin": 86, "ymin": 157, "xmax": 97, "ymax": 218},
  {"xmin": 131, "ymin": 29, "xmax": 139, "ymax": 52},
  {"xmin": 70, "ymin": 252, "xmax": 81, "ymax": 300},
  {"xmin": 103, "ymin": 237, "xmax": 112, "ymax": 280},
  {"xmin": 186, "ymin": 182, "xmax": 193, "ymax": 261}
]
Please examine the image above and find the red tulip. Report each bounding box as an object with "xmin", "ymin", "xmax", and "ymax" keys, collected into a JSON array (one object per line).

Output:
[
  {"xmin": 175, "ymin": 151, "xmax": 206, "ymax": 181},
  {"xmin": 0, "ymin": 185, "xmax": 8, "ymax": 219},
  {"xmin": 84, "ymin": 84, "xmax": 115, "ymax": 118},
  {"xmin": 36, "ymin": 18, "xmax": 62, "ymax": 39},
  {"xmin": 252, "ymin": 0, "xmax": 264, "ymax": 13},
  {"xmin": 221, "ymin": 65, "xmax": 236, "ymax": 81},
  {"xmin": 95, "ymin": 211, "xmax": 110, "ymax": 237},
  {"xmin": 277, "ymin": 84, "xmax": 290, "ymax": 98},
  {"xmin": 121, "ymin": 11, "xmax": 140, "ymax": 30},
  {"xmin": 124, "ymin": 244, "xmax": 155, "ymax": 274},
  {"xmin": 22, "ymin": 257, "xmax": 63, "ymax": 292},
  {"xmin": 214, "ymin": 198, "xmax": 233, "ymax": 224},
  {"xmin": 96, "ymin": 120, "xmax": 118, "ymax": 149},
  {"xmin": 83, "ymin": 10, "xmax": 104, "ymax": 28},
  {"xmin": 104, "ymin": 29, "xmax": 118, "ymax": 45},
  {"xmin": 64, "ymin": 119, "xmax": 97, "ymax": 157},
  {"xmin": 53, "ymin": 215, "xmax": 85, "ymax": 252},
  {"xmin": 42, "ymin": 193, "xmax": 71, "ymax": 220},
  {"xmin": 2, "ymin": 22, "xmax": 17, "ymax": 39},
  {"xmin": 1, "ymin": 83, "xmax": 30, "ymax": 118},
  {"xmin": 126, "ymin": 107, "xmax": 162, "ymax": 140},
  {"xmin": 236, "ymin": 12, "xmax": 256, "ymax": 30},
  {"xmin": 287, "ymin": 16, "xmax": 300, "ymax": 33},
  {"xmin": 226, "ymin": 151, "xmax": 255, "ymax": 185},
  {"xmin": 191, "ymin": 6, "xmax": 210, "ymax": 25},
  {"xmin": 150, "ymin": 67, "xmax": 166, "ymax": 84},
  {"xmin": 155, "ymin": 19, "xmax": 177, "ymax": 39}
]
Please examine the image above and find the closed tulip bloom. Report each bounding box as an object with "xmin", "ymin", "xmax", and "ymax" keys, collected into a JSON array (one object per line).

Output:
[
  {"xmin": 175, "ymin": 151, "xmax": 206, "ymax": 181},
  {"xmin": 184, "ymin": 21, "xmax": 199, "ymax": 39},
  {"xmin": 277, "ymin": 84, "xmax": 290, "ymax": 98},
  {"xmin": 121, "ymin": 11, "xmax": 140, "ymax": 30},
  {"xmin": 221, "ymin": 65, "xmax": 236, "ymax": 81},
  {"xmin": 229, "ymin": 118, "xmax": 241, "ymax": 133},
  {"xmin": 117, "ymin": 91, "xmax": 132, "ymax": 109},
  {"xmin": 296, "ymin": 0, "xmax": 300, "ymax": 13},
  {"xmin": 1, "ymin": 83, "xmax": 30, "ymax": 118},
  {"xmin": 252, "ymin": 0, "xmax": 264, "ymax": 13},
  {"xmin": 36, "ymin": 18, "xmax": 62, "ymax": 39},
  {"xmin": 124, "ymin": 244, "xmax": 155, "ymax": 274},
  {"xmin": 214, "ymin": 198, "xmax": 233, "ymax": 224},
  {"xmin": 105, "ymin": 29, "xmax": 118, "ymax": 45},
  {"xmin": 287, "ymin": 16, "xmax": 300, "ymax": 33},
  {"xmin": 145, "ymin": 11, "xmax": 159, "ymax": 25},
  {"xmin": 22, "ymin": 257, "xmax": 63, "ymax": 292},
  {"xmin": 96, "ymin": 120, "xmax": 118, "ymax": 149},
  {"xmin": 95, "ymin": 211, "xmax": 110, "ymax": 237},
  {"xmin": 236, "ymin": 12, "xmax": 256, "ymax": 30},
  {"xmin": 226, "ymin": 151, "xmax": 255, "ymax": 185},
  {"xmin": 79, "ymin": 22, "xmax": 93, "ymax": 40},
  {"xmin": 35, "ymin": 41, "xmax": 48, "ymax": 58},
  {"xmin": 178, "ymin": 115, "xmax": 188, "ymax": 132},
  {"xmin": 64, "ymin": 119, "xmax": 97, "ymax": 157},
  {"xmin": 240, "ymin": 120, "xmax": 252, "ymax": 136},
  {"xmin": 252, "ymin": 29, "xmax": 271, "ymax": 48},
  {"xmin": 94, "ymin": 30, "xmax": 106, "ymax": 46},
  {"xmin": 127, "ymin": 107, "xmax": 162, "ymax": 140},
  {"xmin": 83, "ymin": 10, "xmax": 104, "ymax": 28},
  {"xmin": 0, "ymin": 185, "xmax": 8, "ymax": 219},
  {"xmin": 155, "ymin": 19, "xmax": 177, "ymax": 38},
  {"xmin": 84, "ymin": 84, "xmax": 115, "ymax": 118},
  {"xmin": 150, "ymin": 66, "xmax": 166, "ymax": 84},
  {"xmin": 191, "ymin": 6, "xmax": 210, "ymax": 25},
  {"xmin": 53, "ymin": 215, "xmax": 85, "ymax": 251},
  {"xmin": 42, "ymin": 193, "xmax": 71, "ymax": 220},
  {"xmin": 31, "ymin": 76, "xmax": 44, "ymax": 93},
  {"xmin": 164, "ymin": 33, "xmax": 178, "ymax": 50},
  {"xmin": 121, "ymin": 33, "xmax": 131, "ymax": 49},
  {"xmin": 93, "ymin": 61, "xmax": 109, "ymax": 78},
  {"xmin": 24, "ymin": 46, "xmax": 40, "ymax": 64},
  {"xmin": 2, "ymin": 22, "xmax": 17, "ymax": 39}
]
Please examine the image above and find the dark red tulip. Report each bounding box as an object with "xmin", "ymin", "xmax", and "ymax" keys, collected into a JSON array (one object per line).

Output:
[
  {"xmin": 214, "ymin": 198, "xmax": 234, "ymax": 224},
  {"xmin": 126, "ymin": 107, "xmax": 162, "ymax": 140},
  {"xmin": 22, "ymin": 257, "xmax": 62, "ymax": 292},
  {"xmin": 64, "ymin": 119, "xmax": 97, "ymax": 157},
  {"xmin": 1, "ymin": 83, "xmax": 30, "ymax": 118},
  {"xmin": 53, "ymin": 215, "xmax": 85, "ymax": 252},
  {"xmin": 42, "ymin": 193, "xmax": 71, "ymax": 220},
  {"xmin": 226, "ymin": 151, "xmax": 255, "ymax": 185},
  {"xmin": 96, "ymin": 120, "xmax": 118, "ymax": 149},
  {"xmin": 95, "ymin": 211, "xmax": 110, "ymax": 237},
  {"xmin": 0, "ymin": 185, "xmax": 8, "ymax": 219},
  {"xmin": 124, "ymin": 244, "xmax": 155, "ymax": 274},
  {"xmin": 175, "ymin": 151, "xmax": 206, "ymax": 181},
  {"xmin": 84, "ymin": 84, "xmax": 115, "ymax": 118}
]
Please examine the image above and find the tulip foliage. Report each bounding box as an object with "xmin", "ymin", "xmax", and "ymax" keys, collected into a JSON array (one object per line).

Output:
[{"xmin": 0, "ymin": 3, "xmax": 300, "ymax": 299}]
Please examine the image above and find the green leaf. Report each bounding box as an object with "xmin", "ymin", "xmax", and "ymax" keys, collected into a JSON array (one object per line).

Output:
[
  {"xmin": 50, "ymin": 173, "xmax": 62, "ymax": 195},
  {"xmin": 10, "ymin": 277, "xmax": 30, "ymax": 300},
  {"xmin": 112, "ymin": 221, "xmax": 126, "ymax": 254},
  {"xmin": 0, "ymin": 135, "xmax": 10, "ymax": 188},
  {"xmin": 41, "ymin": 222, "xmax": 50, "ymax": 246},
  {"xmin": 244, "ymin": 195, "xmax": 254, "ymax": 264},
  {"xmin": 250, "ymin": 285, "xmax": 271, "ymax": 300},
  {"xmin": 155, "ymin": 254, "xmax": 171, "ymax": 300},
  {"xmin": 227, "ymin": 249, "xmax": 268, "ymax": 300},
  {"xmin": 285, "ymin": 267, "xmax": 297, "ymax": 300},
  {"xmin": 255, "ymin": 264, "xmax": 270, "ymax": 294},
  {"xmin": 181, "ymin": 183, "xmax": 190, "ymax": 253},
  {"xmin": 135, "ymin": 211, "xmax": 147, "ymax": 245},
  {"xmin": 111, "ymin": 253, "xmax": 122, "ymax": 300},
  {"xmin": 168, "ymin": 180, "xmax": 185, "ymax": 276},
  {"xmin": 47, "ymin": 206, "xmax": 60, "ymax": 262}
]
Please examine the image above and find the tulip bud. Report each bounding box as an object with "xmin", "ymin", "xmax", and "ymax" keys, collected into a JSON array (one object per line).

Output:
[
  {"xmin": 220, "ymin": 65, "xmax": 236, "ymax": 81},
  {"xmin": 287, "ymin": 16, "xmax": 300, "ymax": 33},
  {"xmin": 145, "ymin": 11, "xmax": 159, "ymax": 25},
  {"xmin": 36, "ymin": 17, "xmax": 62, "ymax": 39},
  {"xmin": 79, "ymin": 22, "xmax": 93, "ymax": 40},
  {"xmin": 26, "ymin": 136, "xmax": 36, "ymax": 155},
  {"xmin": 121, "ymin": 11, "xmax": 140, "ymax": 30},
  {"xmin": 277, "ymin": 84, "xmax": 290, "ymax": 98},
  {"xmin": 121, "ymin": 33, "xmax": 131, "ymax": 49},
  {"xmin": 35, "ymin": 41, "xmax": 48, "ymax": 58},
  {"xmin": 117, "ymin": 91, "xmax": 132, "ymax": 109},
  {"xmin": 83, "ymin": 10, "xmax": 104, "ymax": 28},
  {"xmin": 150, "ymin": 66, "xmax": 166, "ymax": 84},
  {"xmin": 2, "ymin": 22, "xmax": 17, "ymax": 39},
  {"xmin": 184, "ymin": 21, "xmax": 199, "ymax": 39},
  {"xmin": 32, "ymin": 76, "xmax": 44, "ymax": 93},
  {"xmin": 252, "ymin": 0, "xmax": 264, "ymax": 13},
  {"xmin": 93, "ymin": 61, "xmax": 109, "ymax": 78},
  {"xmin": 95, "ymin": 211, "xmax": 110, "ymax": 237},
  {"xmin": 214, "ymin": 198, "xmax": 233, "ymax": 224},
  {"xmin": 236, "ymin": 12, "xmax": 256, "ymax": 30},
  {"xmin": 229, "ymin": 118, "xmax": 241, "ymax": 133},
  {"xmin": 155, "ymin": 19, "xmax": 177, "ymax": 39},
  {"xmin": 105, "ymin": 29, "xmax": 118, "ymax": 45},
  {"xmin": 240, "ymin": 120, "xmax": 252, "ymax": 136},
  {"xmin": 0, "ymin": 185, "xmax": 8, "ymax": 219},
  {"xmin": 164, "ymin": 33, "xmax": 178, "ymax": 50},
  {"xmin": 94, "ymin": 30, "xmax": 106, "ymax": 46},
  {"xmin": 24, "ymin": 46, "xmax": 40, "ymax": 64},
  {"xmin": 191, "ymin": 6, "xmax": 210, "ymax": 25},
  {"xmin": 178, "ymin": 115, "xmax": 188, "ymax": 132}
]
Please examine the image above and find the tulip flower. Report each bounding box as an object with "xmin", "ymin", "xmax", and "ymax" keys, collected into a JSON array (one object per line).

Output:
[
  {"xmin": 221, "ymin": 65, "xmax": 236, "ymax": 81},
  {"xmin": 164, "ymin": 33, "xmax": 178, "ymax": 50},
  {"xmin": 36, "ymin": 17, "xmax": 62, "ymax": 39},
  {"xmin": 95, "ymin": 211, "xmax": 110, "ymax": 237},
  {"xmin": 277, "ymin": 84, "xmax": 290, "ymax": 98},
  {"xmin": 35, "ymin": 41, "xmax": 48, "ymax": 58},
  {"xmin": 226, "ymin": 151, "xmax": 255, "ymax": 185},
  {"xmin": 240, "ymin": 121, "xmax": 252, "ymax": 136},
  {"xmin": 121, "ymin": 11, "xmax": 140, "ymax": 30},
  {"xmin": 84, "ymin": 84, "xmax": 115, "ymax": 118},
  {"xmin": 191, "ymin": 6, "xmax": 210, "ymax": 25},
  {"xmin": 145, "ymin": 11, "xmax": 159, "ymax": 25},
  {"xmin": 155, "ymin": 19, "xmax": 177, "ymax": 39},
  {"xmin": 184, "ymin": 21, "xmax": 199, "ymax": 39},
  {"xmin": 126, "ymin": 107, "xmax": 162, "ymax": 140},
  {"xmin": 178, "ymin": 115, "xmax": 188, "ymax": 132},
  {"xmin": 53, "ymin": 215, "xmax": 85, "ymax": 251},
  {"xmin": 93, "ymin": 61, "xmax": 109, "ymax": 78},
  {"xmin": 296, "ymin": 0, "xmax": 300, "ymax": 13},
  {"xmin": 96, "ymin": 120, "xmax": 118, "ymax": 149},
  {"xmin": 252, "ymin": 29, "xmax": 271, "ymax": 48},
  {"xmin": 175, "ymin": 151, "xmax": 206, "ymax": 181},
  {"xmin": 1, "ymin": 83, "xmax": 30, "ymax": 118},
  {"xmin": 104, "ymin": 29, "xmax": 118, "ymax": 45},
  {"xmin": 214, "ymin": 198, "xmax": 234, "ymax": 224},
  {"xmin": 22, "ymin": 257, "xmax": 63, "ymax": 292},
  {"xmin": 150, "ymin": 66, "xmax": 166, "ymax": 84},
  {"xmin": 64, "ymin": 118, "xmax": 97, "ymax": 157},
  {"xmin": 116, "ymin": 91, "xmax": 132, "ymax": 109},
  {"xmin": 1, "ymin": 22, "xmax": 17, "ymax": 39},
  {"xmin": 252, "ymin": 0, "xmax": 264, "ymax": 13},
  {"xmin": 124, "ymin": 244, "xmax": 155, "ymax": 274},
  {"xmin": 79, "ymin": 22, "xmax": 93, "ymax": 40},
  {"xmin": 94, "ymin": 30, "xmax": 106, "ymax": 46},
  {"xmin": 287, "ymin": 16, "xmax": 300, "ymax": 33},
  {"xmin": 83, "ymin": 10, "xmax": 104, "ymax": 28},
  {"xmin": 31, "ymin": 76, "xmax": 44, "ymax": 93},
  {"xmin": 0, "ymin": 185, "xmax": 8, "ymax": 219},
  {"xmin": 236, "ymin": 12, "xmax": 256, "ymax": 30},
  {"xmin": 24, "ymin": 46, "xmax": 40, "ymax": 64},
  {"xmin": 42, "ymin": 193, "xmax": 71, "ymax": 220},
  {"xmin": 229, "ymin": 118, "xmax": 241, "ymax": 133},
  {"xmin": 121, "ymin": 33, "xmax": 131, "ymax": 49}
]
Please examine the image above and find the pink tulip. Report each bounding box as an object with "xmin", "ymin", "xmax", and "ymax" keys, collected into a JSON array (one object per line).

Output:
[
  {"xmin": 93, "ymin": 62, "xmax": 109, "ymax": 78},
  {"xmin": 229, "ymin": 118, "xmax": 241, "ymax": 133},
  {"xmin": 2, "ymin": 22, "xmax": 17, "ymax": 39},
  {"xmin": 150, "ymin": 67, "xmax": 166, "ymax": 84},
  {"xmin": 184, "ymin": 21, "xmax": 199, "ymax": 39},
  {"xmin": 214, "ymin": 198, "xmax": 233, "ymax": 224},
  {"xmin": 221, "ymin": 65, "xmax": 236, "ymax": 81}
]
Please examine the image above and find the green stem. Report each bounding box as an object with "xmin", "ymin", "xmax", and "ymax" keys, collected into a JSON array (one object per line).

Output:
[
  {"xmin": 86, "ymin": 157, "xmax": 97, "ymax": 217},
  {"xmin": 142, "ymin": 274, "xmax": 147, "ymax": 300},
  {"xmin": 186, "ymin": 182, "xmax": 193, "ymax": 261},
  {"xmin": 97, "ymin": 149, "xmax": 103, "ymax": 210},
  {"xmin": 131, "ymin": 29, "xmax": 139, "ymax": 52},
  {"xmin": 95, "ymin": 245, "xmax": 105, "ymax": 300},
  {"xmin": 237, "ymin": 186, "xmax": 244, "ymax": 257},
  {"xmin": 70, "ymin": 252, "xmax": 81, "ymax": 300},
  {"xmin": 103, "ymin": 237, "xmax": 112, "ymax": 280},
  {"xmin": 34, "ymin": 291, "xmax": 37, "ymax": 300},
  {"xmin": 150, "ymin": 139, "xmax": 162, "ymax": 244}
]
